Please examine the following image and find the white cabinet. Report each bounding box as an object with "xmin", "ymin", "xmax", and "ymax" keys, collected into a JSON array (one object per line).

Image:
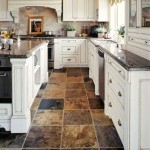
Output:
[
  {"xmin": 97, "ymin": 0, "xmax": 109, "ymax": 21},
  {"xmin": 88, "ymin": 40, "xmax": 99, "ymax": 95},
  {"xmin": 63, "ymin": 0, "xmax": 97, "ymax": 21},
  {"xmin": 54, "ymin": 39, "xmax": 88, "ymax": 69},
  {"xmin": 105, "ymin": 54, "xmax": 150, "ymax": 150},
  {"xmin": 0, "ymin": 0, "xmax": 12, "ymax": 21}
]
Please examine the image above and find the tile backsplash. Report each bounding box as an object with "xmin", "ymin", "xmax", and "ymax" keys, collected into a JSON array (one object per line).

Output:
[{"xmin": 0, "ymin": 6, "xmax": 108, "ymax": 36}]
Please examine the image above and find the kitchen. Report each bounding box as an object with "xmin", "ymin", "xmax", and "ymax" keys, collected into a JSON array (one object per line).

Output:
[{"xmin": 0, "ymin": 0, "xmax": 150, "ymax": 150}]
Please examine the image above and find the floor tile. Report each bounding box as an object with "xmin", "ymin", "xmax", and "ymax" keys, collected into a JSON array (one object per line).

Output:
[
  {"xmin": 91, "ymin": 110, "xmax": 113, "ymax": 126},
  {"xmin": 38, "ymin": 99, "xmax": 64, "ymax": 110},
  {"xmin": 67, "ymin": 68, "xmax": 81, "ymax": 73},
  {"xmin": 100, "ymin": 148, "xmax": 124, "ymax": 150},
  {"xmin": 67, "ymin": 71, "xmax": 82, "ymax": 77},
  {"xmin": 87, "ymin": 90, "xmax": 100, "ymax": 99},
  {"xmin": 81, "ymin": 67, "xmax": 89, "ymax": 72},
  {"xmin": 64, "ymin": 98, "xmax": 89, "ymax": 109},
  {"xmin": 85, "ymin": 83, "xmax": 95, "ymax": 90},
  {"xmin": 31, "ymin": 98, "xmax": 41, "ymax": 110},
  {"xmin": 61, "ymin": 125, "xmax": 98, "ymax": 148},
  {"xmin": 0, "ymin": 132, "xmax": 26, "ymax": 148},
  {"xmin": 66, "ymin": 83, "xmax": 85, "ymax": 89},
  {"xmin": 46, "ymin": 82, "xmax": 66, "ymax": 90},
  {"xmin": 88, "ymin": 98, "xmax": 104, "ymax": 109},
  {"xmin": 53, "ymin": 68, "xmax": 66, "ymax": 73},
  {"xmin": 64, "ymin": 110, "xmax": 92, "ymax": 125},
  {"xmin": 83, "ymin": 77, "xmax": 93, "ymax": 83},
  {"xmin": 67, "ymin": 77, "xmax": 83, "ymax": 83},
  {"xmin": 43, "ymin": 89, "xmax": 65, "ymax": 99},
  {"xmin": 65, "ymin": 90, "xmax": 86, "ymax": 98},
  {"xmin": 50, "ymin": 72, "xmax": 67, "ymax": 78},
  {"xmin": 32, "ymin": 110, "xmax": 63, "ymax": 126},
  {"xmin": 49, "ymin": 77, "xmax": 67, "ymax": 83},
  {"xmin": 95, "ymin": 125, "xmax": 123, "ymax": 148},
  {"xmin": 23, "ymin": 126, "xmax": 62, "ymax": 148}
]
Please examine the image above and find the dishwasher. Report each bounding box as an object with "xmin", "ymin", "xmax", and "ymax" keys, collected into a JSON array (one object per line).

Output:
[{"xmin": 98, "ymin": 47, "xmax": 105, "ymax": 102}]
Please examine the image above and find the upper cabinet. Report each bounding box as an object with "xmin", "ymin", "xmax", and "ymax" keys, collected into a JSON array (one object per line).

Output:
[
  {"xmin": 63, "ymin": 0, "xmax": 98, "ymax": 21},
  {"xmin": 128, "ymin": 0, "xmax": 150, "ymax": 34},
  {"xmin": 98, "ymin": 0, "xmax": 109, "ymax": 22},
  {"xmin": 0, "ymin": 0, "xmax": 12, "ymax": 21}
]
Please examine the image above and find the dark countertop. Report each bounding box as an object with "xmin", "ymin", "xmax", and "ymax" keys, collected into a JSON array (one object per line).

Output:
[
  {"xmin": 0, "ymin": 40, "xmax": 46, "ymax": 58},
  {"xmin": 90, "ymin": 39, "xmax": 150, "ymax": 71}
]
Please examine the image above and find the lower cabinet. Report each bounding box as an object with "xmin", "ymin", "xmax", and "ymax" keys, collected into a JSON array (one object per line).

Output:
[
  {"xmin": 105, "ymin": 54, "xmax": 150, "ymax": 150},
  {"xmin": 88, "ymin": 40, "xmax": 99, "ymax": 95},
  {"xmin": 0, "ymin": 42, "xmax": 48, "ymax": 133},
  {"xmin": 54, "ymin": 39, "xmax": 88, "ymax": 69}
]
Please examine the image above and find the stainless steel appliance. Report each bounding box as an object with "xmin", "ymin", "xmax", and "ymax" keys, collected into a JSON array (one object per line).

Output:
[
  {"xmin": 98, "ymin": 48, "xmax": 105, "ymax": 102},
  {"xmin": 0, "ymin": 58, "xmax": 12, "ymax": 103}
]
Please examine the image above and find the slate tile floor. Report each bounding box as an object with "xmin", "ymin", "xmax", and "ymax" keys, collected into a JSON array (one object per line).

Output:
[{"xmin": 0, "ymin": 68, "xmax": 124, "ymax": 150}]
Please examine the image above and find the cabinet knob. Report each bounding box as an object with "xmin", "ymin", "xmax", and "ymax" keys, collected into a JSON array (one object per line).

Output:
[
  {"xmin": 109, "ymin": 79, "xmax": 112, "ymax": 83},
  {"xmin": 67, "ymin": 59, "xmax": 71, "ymax": 61},
  {"xmin": 145, "ymin": 41, "xmax": 148, "ymax": 44},
  {"xmin": 118, "ymin": 70, "xmax": 121, "ymax": 73},
  {"xmin": 109, "ymin": 102, "xmax": 112, "ymax": 107},
  {"xmin": 118, "ymin": 119, "xmax": 122, "ymax": 126},
  {"xmin": 118, "ymin": 91, "xmax": 122, "ymax": 97}
]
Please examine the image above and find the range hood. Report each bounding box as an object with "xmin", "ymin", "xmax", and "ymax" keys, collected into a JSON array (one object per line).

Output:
[{"xmin": 8, "ymin": 0, "xmax": 62, "ymax": 23}]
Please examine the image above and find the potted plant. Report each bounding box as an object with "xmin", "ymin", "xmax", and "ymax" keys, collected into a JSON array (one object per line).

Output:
[
  {"xmin": 117, "ymin": 26, "xmax": 125, "ymax": 44},
  {"xmin": 66, "ymin": 23, "xmax": 76, "ymax": 37}
]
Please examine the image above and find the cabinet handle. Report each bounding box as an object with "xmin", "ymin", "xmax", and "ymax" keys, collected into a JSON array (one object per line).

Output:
[
  {"xmin": 118, "ymin": 91, "xmax": 122, "ymax": 97},
  {"xmin": 67, "ymin": 59, "xmax": 71, "ymax": 61},
  {"xmin": 118, "ymin": 119, "xmax": 122, "ymax": 126},
  {"xmin": 109, "ymin": 79, "xmax": 112, "ymax": 83},
  {"xmin": 67, "ymin": 48, "xmax": 71, "ymax": 50},
  {"xmin": 118, "ymin": 70, "xmax": 121, "ymax": 73},
  {"xmin": 145, "ymin": 41, "xmax": 148, "ymax": 44},
  {"xmin": 0, "ymin": 73, "xmax": 7, "ymax": 77},
  {"xmin": 109, "ymin": 102, "xmax": 112, "ymax": 107},
  {"xmin": 131, "ymin": 38, "xmax": 134, "ymax": 41}
]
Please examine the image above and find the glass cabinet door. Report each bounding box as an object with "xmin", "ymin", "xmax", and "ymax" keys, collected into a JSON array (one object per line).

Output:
[
  {"xmin": 141, "ymin": 0, "xmax": 150, "ymax": 27},
  {"xmin": 129, "ymin": 0, "xmax": 137, "ymax": 27}
]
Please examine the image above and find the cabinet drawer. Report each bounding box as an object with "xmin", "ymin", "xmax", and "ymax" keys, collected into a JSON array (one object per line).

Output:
[
  {"xmin": 61, "ymin": 56, "xmax": 77, "ymax": 64},
  {"xmin": 108, "ymin": 89, "xmax": 124, "ymax": 143},
  {"xmin": 107, "ymin": 55, "xmax": 127, "ymax": 81},
  {"xmin": 62, "ymin": 40, "xmax": 76, "ymax": 43},
  {"xmin": 0, "ymin": 104, "xmax": 12, "ymax": 119},
  {"xmin": 62, "ymin": 46, "xmax": 77, "ymax": 54},
  {"xmin": 108, "ymin": 71, "xmax": 125, "ymax": 108}
]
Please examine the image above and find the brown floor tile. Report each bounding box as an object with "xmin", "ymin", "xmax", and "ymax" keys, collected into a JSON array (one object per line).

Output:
[
  {"xmin": 44, "ymin": 89, "xmax": 65, "ymax": 99},
  {"xmin": 49, "ymin": 77, "xmax": 67, "ymax": 83},
  {"xmin": 50, "ymin": 72, "xmax": 67, "ymax": 78},
  {"xmin": 31, "ymin": 98, "xmax": 41, "ymax": 110},
  {"xmin": 64, "ymin": 98, "xmax": 89, "ymax": 109},
  {"xmin": 67, "ymin": 77, "xmax": 83, "ymax": 83},
  {"xmin": 67, "ymin": 71, "xmax": 82, "ymax": 77},
  {"xmin": 88, "ymin": 98, "xmax": 104, "ymax": 109},
  {"xmin": 32, "ymin": 110, "xmax": 63, "ymax": 126},
  {"xmin": 91, "ymin": 109, "xmax": 113, "ymax": 126},
  {"xmin": 64, "ymin": 110, "xmax": 93, "ymax": 125},
  {"xmin": 95, "ymin": 125, "xmax": 123, "ymax": 148},
  {"xmin": 65, "ymin": 90, "xmax": 86, "ymax": 98},
  {"xmin": 61, "ymin": 125, "xmax": 98, "ymax": 148},
  {"xmin": 66, "ymin": 83, "xmax": 85, "ymax": 89},
  {"xmin": 87, "ymin": 90, "xmax": 100, "ymax": 99},
  {"xmin": 67, "ymin": 68, "xmax": 81, "ymax": 73},
  {"xmin": 100, "ymin": 148, "xmax": 124, "ymax": 150},
  {"xmin": 85, "ymin": 83, "xmax": 95, "ymax": 90},
  {"xmin": 23, "ymin": 126, "xmax": 62, "ymax": 148},
  {"xmin": 46, "ymin": 83, "xmax": 66, "ymax": 90}
]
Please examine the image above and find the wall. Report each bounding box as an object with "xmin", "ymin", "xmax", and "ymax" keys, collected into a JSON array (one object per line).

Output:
[{"xmin": 0, "ymin": 6, "xmax": 106, "ymax": 36}]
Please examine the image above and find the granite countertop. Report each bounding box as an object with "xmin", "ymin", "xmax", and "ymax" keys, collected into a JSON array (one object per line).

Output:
[
  {"xmin": 90, "ymin": 39, "xmax": 150, "ymax": 71},
  {"xmin": 0, "ymin": 40, "xmax": 46, "ymax": 58}
]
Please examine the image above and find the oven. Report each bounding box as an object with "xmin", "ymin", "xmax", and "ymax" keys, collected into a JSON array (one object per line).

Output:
[
  {"xmin": 0, "ymin": 58, "xmax": 12, "ymax": 103},
  {"xmin": 47, "ymin": 38, "xmax": 54, "ymax": 69}
]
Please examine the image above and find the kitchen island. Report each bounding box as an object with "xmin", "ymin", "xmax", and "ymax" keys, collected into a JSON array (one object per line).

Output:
[{"xmin": 0, "ymin": 40, "xmax": 48, "ymax": 133}]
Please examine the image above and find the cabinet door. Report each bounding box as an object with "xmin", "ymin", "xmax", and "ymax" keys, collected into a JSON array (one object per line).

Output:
[
  {"xmin": 79, "ymin": 40, "xmax": 87, "ymax": 64},
  {"xmin": 0, "ymin": 0, "xmax": 12, "ymax": 21},
  {"xmin": 76, "ymin": 0, "xmax": 86, "ymax": 21},
  {"xmin": 86, "ymin": 0, "xmax": 97, "ymax": 21}
]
